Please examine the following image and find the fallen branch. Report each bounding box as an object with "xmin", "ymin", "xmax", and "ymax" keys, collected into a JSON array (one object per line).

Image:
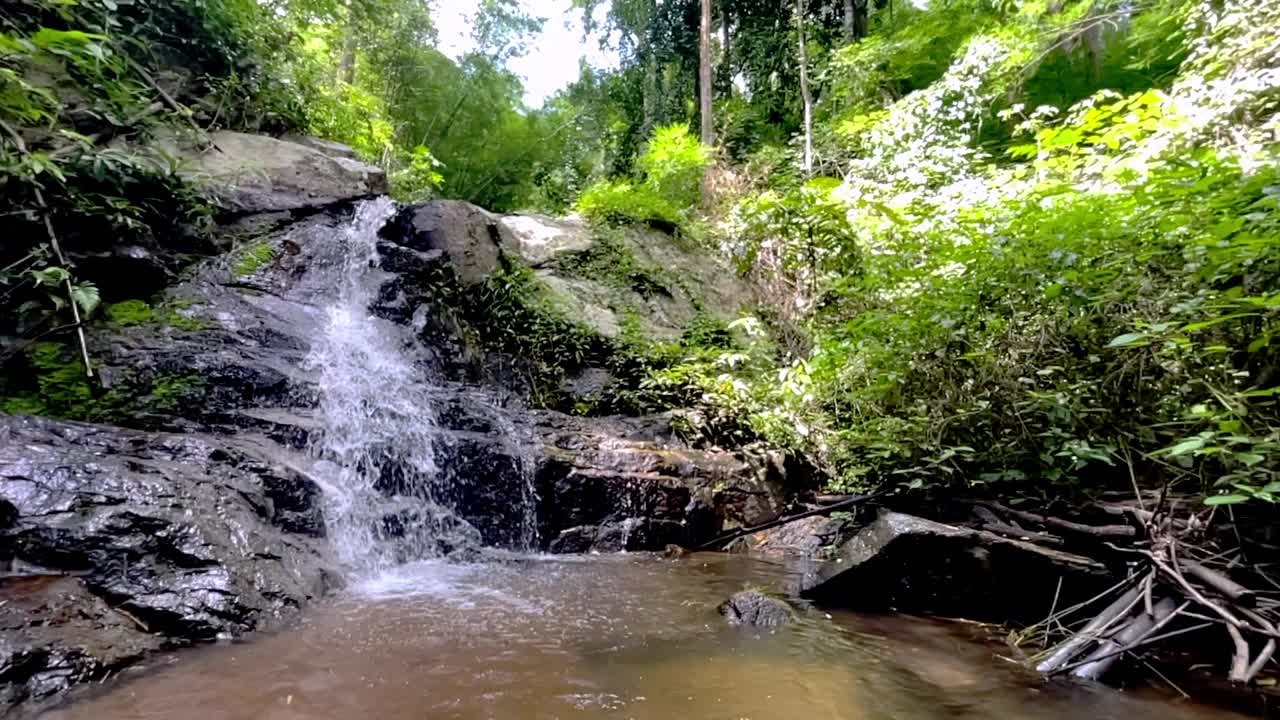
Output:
[
  {"xmin": 693, "ymin": 493, "xmax": 882, "ymax": 551},
  {"xmin": 1036, "ymin": 581, "xmax": 1144, "ymax": 673},
  {"xmin": 1051, "ymin": 618, "xmax": 1212, "ymax": 677},
  {"xmin": 1180, "ymin": 559, "xmax": 1256, "ymax": 608},
  {"xmin": 982, "ymin": 502, "xmax": 1136, "ymax": 540},
  {"xmin": 1070, "ymin": 597, "xmax": 1182, "ymax": 681}
]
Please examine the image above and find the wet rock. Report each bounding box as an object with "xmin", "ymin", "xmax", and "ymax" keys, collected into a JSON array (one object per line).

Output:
[
  {"xmin": 593, "ymin": 519, "xmax": 692, "ymax": 552},
  {"xmin": 799, "ymin": 510, "xmax": 1111, "ymax": 623},
  {"xmin": 0, "ymin": 576, "xmax": 165, "ymax": 712},
  {"xmin": 532, "ymin": 413, "xmax": 784, "ymax": 554},
  {"xmin": 159, "ymin": 130, "xmax": 386, "ymax": 213},
  {"xmin": 434, "ymin": 430, "xmax": 538, "ymax": 549},
  {"xmin": 548, "ymin": 526, "xmax": 599, "ymax": 554},
  {"xmin": 718, "ymin": 591, "xmax": 794, "ymax": 628},
  {"xmin": 395, "ymin": 200, "xmax": 509, "ymax": 284},
  {"xmin": 0, "ymin": 415, "xmax": 334, "ymax": 639},
  {"xmin": 733, "ymin": 513, "xmax": 862, "ymax": 557},
  {"xmin": 0, "ymin": 414, "xmax": 336, "ymax": 715}
]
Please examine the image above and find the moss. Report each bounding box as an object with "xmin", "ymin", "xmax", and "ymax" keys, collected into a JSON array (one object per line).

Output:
[
  {"xmin": 233, "ymin": 241, "xmax": 277, "ymax": 278},
  {"xmin": 150, "ymin": 373, "xmax": 206, "ymax": 411},
  {"xmin": 0, "ymin": 343, "xmax": 130, "ymax": 420},
  {"xmin": 105, "ymin": 299, "xmax": 154, "ymax": 326},
  {"xmin": 0, "ymin": 343, "xmax": 207, "ymax": 421},
  {"xmin": 156, "ymin": 305, "xmax": 209, "ymax": 332},
  {"xmin": 104, "ymin": 298, "xmax": 208, "ymax": 331}
]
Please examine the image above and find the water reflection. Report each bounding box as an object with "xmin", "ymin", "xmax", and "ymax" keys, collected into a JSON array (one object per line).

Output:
[{"xmin": 41, "ymin": 555, "xmax": 1247, "ymax": 720}]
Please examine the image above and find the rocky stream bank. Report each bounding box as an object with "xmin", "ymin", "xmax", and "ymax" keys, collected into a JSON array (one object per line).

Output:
[{"xmin": 2, "ymin": 132, "xmax": 1275, "ymax": 718}]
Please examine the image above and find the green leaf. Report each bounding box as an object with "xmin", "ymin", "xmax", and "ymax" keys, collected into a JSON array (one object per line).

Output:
[
  {"xmin": 1204, "ymin": 494, "xmax": 1249, "ymax": 506},
  {"xmin": 1107, "ymin": 332, "xmax": 1149, "ymax": 348},
  {"xmin": 1166, "ymin": 437, "xmax": 1207, "ymax": 457},
  {"xmin": 70, "ymin": 283, "xmax": 100, "ymax": 316},
  {"xmin": 1236, "ymin": 453, "xmax": 1266, "ymax": 467}
]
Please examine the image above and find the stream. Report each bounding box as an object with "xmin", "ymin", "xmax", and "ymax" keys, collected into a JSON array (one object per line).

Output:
[{"xmin": 39, "ymin": 554, "xmax": 1248, "ymax": 720}]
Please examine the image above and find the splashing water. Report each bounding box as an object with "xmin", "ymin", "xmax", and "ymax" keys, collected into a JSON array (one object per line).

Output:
[{"xmin": 306, "ymin": 197, "xmax": 479, "ymax": 572}]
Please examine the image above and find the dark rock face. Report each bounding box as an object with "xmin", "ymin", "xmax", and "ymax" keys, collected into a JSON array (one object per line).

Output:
[
  {"xmin": 799, "ymin": 510, "xmax": 1112, "ymax": 624},
  {"xmin": 718, "ymin": 591, "xmax": 794, "ymax": 628},
  {"xmin": 0, "ymin": 415, "xmax": 334, "ymax": 713},
  {"xmin": 533, "ymin": 413, "xmax": 783, "ymax": 553},
  {"xmin": 0, "ymin": 577, "xmax": 165, "ymax": 711}
]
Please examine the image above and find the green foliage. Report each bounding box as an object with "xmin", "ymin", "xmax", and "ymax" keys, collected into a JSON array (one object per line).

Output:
[
  {"xmin": 576, "ymin": 180, "xmax": 682, "ymax": 227},
  {"xmin": 390, "ymin": 145, "xmax": 444, "ymax": 203},
  {"xmin": 1, "ymin": 340, "xmax": 207, "ymax": 421},
  {"xmin": 233, "ymin": 242, "xmax": 277, "ymax": 279},
  {"xmin": 637, "ymin": 124, "xmax": 712, "ymax": 208},
  {"xmin": 576, "ymin": 124, "xmax": 710, "ymax": 227},
  {"xmin": 634, "ymin": 0, "xmax": 1280, "ymax": 506}
]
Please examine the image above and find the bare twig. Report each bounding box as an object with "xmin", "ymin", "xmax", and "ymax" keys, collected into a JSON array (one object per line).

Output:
[
  {"xmin": 1227, "ymin": 623, "xmax": 1251, "ymax": 682},
  {"xmin": 0, "ymin": 119, "xmax": 93, "ymax": 377}
]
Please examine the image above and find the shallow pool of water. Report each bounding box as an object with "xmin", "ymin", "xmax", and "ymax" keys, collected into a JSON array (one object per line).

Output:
[{"xmin": 41, "ymin": 554, "xmax": 1247, "ymax": 720}]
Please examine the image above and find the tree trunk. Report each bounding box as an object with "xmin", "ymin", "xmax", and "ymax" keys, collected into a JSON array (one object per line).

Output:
[
  {"xmin": 796, "ymin": 0, "xmax": 814, "ymax": 177},
  {"xmin": 843, "ymin": 0, "xmax": 855, "ymax": 42},
  {"xmin": 720, "ymin": 1, "xmax": 732, "ymax": 90},
  {"xmin": 699, "ymin": 0, "xmax": 714, "ymax": 147},
  {"xmin": 641, "ymin": 35, "xmax": 658, "ymax": 138},
  {"xmin": 853, "ymin": 0, "xmax": 869, "ymax": 40},
  {"xmin": 336, "ymin": 1, "xmax": 359, "ymax": 86}
]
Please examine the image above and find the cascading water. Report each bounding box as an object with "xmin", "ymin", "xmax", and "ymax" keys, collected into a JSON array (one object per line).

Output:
[{"xmin": 305, "ymin": 197, "xmax": 480, "ymax": 572}]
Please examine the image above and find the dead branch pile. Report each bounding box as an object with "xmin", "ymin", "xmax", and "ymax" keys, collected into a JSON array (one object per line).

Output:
[{"xmin": 980, "ymin": 495, "xmax": 1280, "ymax": 687}]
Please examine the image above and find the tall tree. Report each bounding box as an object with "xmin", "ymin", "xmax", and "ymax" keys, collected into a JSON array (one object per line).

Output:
[
  {"xmin": 699, "ymin": 0, "xmax": 714, "ymax": 146},
  {"xmin": 796, "ymin": 0, "xmax": 814, "ymax": 175}
]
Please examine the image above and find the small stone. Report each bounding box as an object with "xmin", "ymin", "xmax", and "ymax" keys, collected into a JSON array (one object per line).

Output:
[{"xmin": 718, "ymin": 590, "xmax": 794, "ymax": 628}]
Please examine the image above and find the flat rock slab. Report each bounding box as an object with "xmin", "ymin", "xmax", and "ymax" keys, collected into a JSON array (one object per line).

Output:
[
  {"xmin": 800, "ymin": 510, "xmax": 1111, "ymax": 624},
  {"xmin": 161, "ymin": 131, "xmax": 387, "ymax": 213}
]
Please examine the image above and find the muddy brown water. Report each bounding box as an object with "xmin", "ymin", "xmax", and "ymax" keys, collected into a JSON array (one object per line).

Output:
[{"xmin": 40, "ymin": 554, "xmax": 1249, "ymax": 720}]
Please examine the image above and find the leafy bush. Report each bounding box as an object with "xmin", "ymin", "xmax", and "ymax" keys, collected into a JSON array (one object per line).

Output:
[
  {"xmin": 665, "ymin": 0, "xmax": 1280, "ymax": 505},
  {"xmin": 575, "ymin": 124, "xmax": 711, "ymax": 227},
  {"xmin": 576, "ymin": 180, "xmax": 682, "ymax": 227},
  {"xmin": 389, "ymin": 145, "xmax": 444, "ymax": 203}
]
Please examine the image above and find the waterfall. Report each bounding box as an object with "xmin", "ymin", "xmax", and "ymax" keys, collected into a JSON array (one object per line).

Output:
[{"xmin": 305, "ymin": 197, "xmax": 479, "ymax": 572}]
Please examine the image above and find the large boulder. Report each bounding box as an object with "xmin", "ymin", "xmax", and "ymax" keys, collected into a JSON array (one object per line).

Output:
[
  {"xmin": 799, "ymin": 510, "xmax": 1111, "ymax": 623},
  {"xmin": 393, "ymin": 203, "xmax": 755, "ymax": 341},
  {"xmin": 160, "ymin": 131, "xmax": 387, "ymax": 213},
  {"xmin": 0, "ymin": 415, "xmax": 334, "ymax": 713}
]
